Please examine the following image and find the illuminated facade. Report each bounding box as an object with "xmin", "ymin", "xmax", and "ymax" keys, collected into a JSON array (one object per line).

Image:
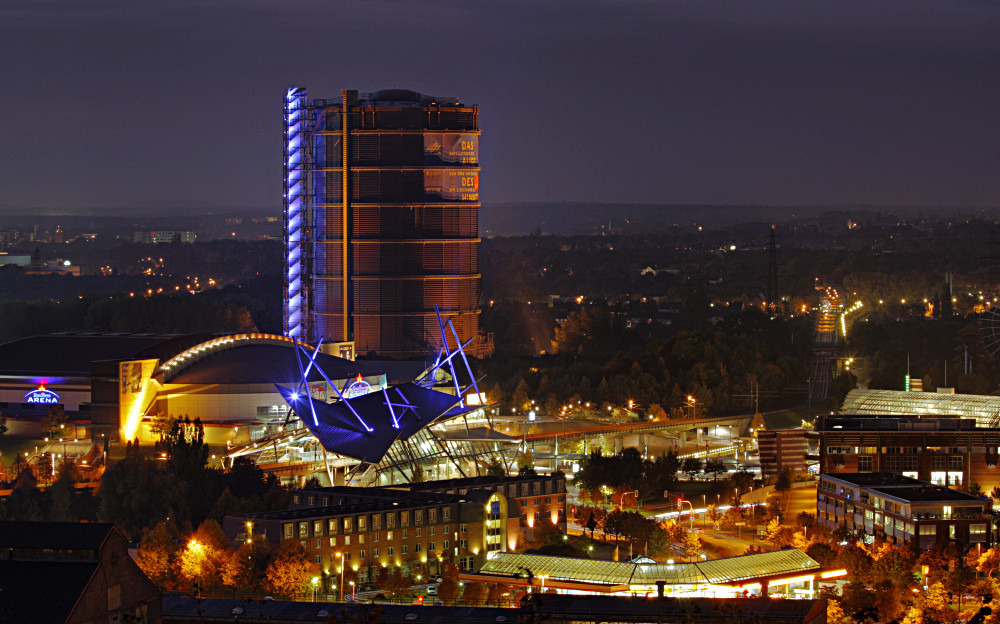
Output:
[
  {"xmin": 224, "ymin": 487, "xmax": 514, "ymax": 579},
  {"xmin": 817, "ymin": 472, "xmax": 995, "ymax": 550},
  {"xmin": 283, "ymin": 88, "xmax": 484, "ymax": 358}
]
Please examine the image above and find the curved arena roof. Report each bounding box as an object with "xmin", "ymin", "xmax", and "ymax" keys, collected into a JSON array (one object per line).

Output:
[{"xmin": 841, "ymin": 389, "xmax": 1000, "ymax": 428}]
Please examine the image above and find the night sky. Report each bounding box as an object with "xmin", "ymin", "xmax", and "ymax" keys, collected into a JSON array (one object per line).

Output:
[{"xmin": 3, "ymin": 0, "xmax": 1000, "ymax": 212}]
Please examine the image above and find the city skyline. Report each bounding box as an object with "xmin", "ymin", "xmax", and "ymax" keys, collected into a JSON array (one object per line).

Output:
[{"xmin": 2, "ymin": 0, "xmax": 1000, "ymax": 212}]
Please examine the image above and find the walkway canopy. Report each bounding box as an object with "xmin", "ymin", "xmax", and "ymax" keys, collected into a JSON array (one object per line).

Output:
[{"xmin": 463, "ymin": 550, "xmax": 822, "ymax": 593}]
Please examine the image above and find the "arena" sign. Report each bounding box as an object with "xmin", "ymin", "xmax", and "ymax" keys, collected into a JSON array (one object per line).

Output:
[{"xmin": 25, "ymin": 385, "xmax": 60, "ymax": 405}]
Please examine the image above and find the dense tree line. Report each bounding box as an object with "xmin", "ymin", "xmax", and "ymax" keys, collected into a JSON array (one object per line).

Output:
[
  {"xmin": 847, "ymin": 314, "xmax": 1000, "ymax": 395},
  {"xmin": 0, "ymin": 420, "xmax": 290, "ymax": 539},
  {"xmin": 480, "ymin": 309, "xmax": 810, "ymax": 417},
  {"xmin": 0, "ymin": 287, "xmax": 272, "ymax": 343}
]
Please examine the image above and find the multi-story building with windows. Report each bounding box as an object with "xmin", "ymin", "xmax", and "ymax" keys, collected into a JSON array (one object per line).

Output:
[
  {"xmin": 817, "ymin": 415, "xmax": 1000, "ymax": 493},
  {"xmin": 224, "ymin": 487, "xmax": 514, "ymax": 582},
  {"xmin": 291, "ymin": 473, "xmax": 568, "ymax": 545},
  {"xmin": 400, "ymin": 474, "xmax": 568, "ymax": 532},
  {"xmin": 757, "ymin": 429, "xmax": 814, "ymax": 477},
  {"xmin": 817, "ymin": 472, "xmax": 995, "ymax": 550},
  {"xmin": 283, "ymin": 88, "xmax": 486, "ymax": 358}
]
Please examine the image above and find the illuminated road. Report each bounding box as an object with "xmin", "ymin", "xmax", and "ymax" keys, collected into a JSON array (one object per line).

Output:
[{"xmin": 810, "ymin": 285, "xmax": 842, "ymax": 404}]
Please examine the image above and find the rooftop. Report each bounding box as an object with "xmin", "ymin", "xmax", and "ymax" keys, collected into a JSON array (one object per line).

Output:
[
  {"xmin": 0, "ymin": 560, "xmax": 98, "ymax": 623},
  {"xmin": 0, "ymin": 333, "xmax": 201, "ymax": 377},
  {"xmin": 820, "ymin": 472, "xmax": 924, "ymax": 487},
  {"xmin": 402, "ymin": 473, "xmax": 560, "ymax": 493},
  {"xmin": 520, "ymin": 594, "xmax": 826, "ymax": 623},
  {"xmin": 869, "ymin": 485, "xmax": 990, "ymax": 503},
  {"xmin": 821, "ymin": 473, "xmax": 990, "ymax": 503},
  {"xmin": 244, "ymin": 490, "xmax": 493, "ymax": 522},
  {"xmin": 818, "ymin": 414, "xmax": 983, "ymax": 431},
  {"xmin": 163, "ymin": 342, "xmax": 382, "ymax": 385},
  {"xmin": 476, "ymin": 549, "xmax": 820, "ymax": 588},
  {"xmin": 162, "ymin": 597, "xmax": 507, "ymax": 624},
  {"xmin": 0, "ymin": 520, "xmax": 115, "ymax": 551},
  {"xmin": 842, "ymin": 388, "xmax": 1000, "ymax": 428}
]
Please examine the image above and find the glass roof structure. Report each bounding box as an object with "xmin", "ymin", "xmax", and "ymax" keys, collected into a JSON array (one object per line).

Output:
[
  {"xmin": 476, "ymin": 550, "xmax": 820, "ymax": 588},
  {"xmin": 841, "ymin": 389, "xmax": 1000, "ymax": 428}
]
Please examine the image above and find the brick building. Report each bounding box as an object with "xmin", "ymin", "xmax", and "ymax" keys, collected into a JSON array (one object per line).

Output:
[
  {"xmin": 0, "ymin": 521, "xmax": 162, "ymax": 623},
  {"xmin": 817, "ymin": 415, "xmax": 1000, "ymax": 493}
]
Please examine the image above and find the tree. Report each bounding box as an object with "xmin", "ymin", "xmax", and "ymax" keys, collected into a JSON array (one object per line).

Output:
[
  {"xmin": 647, "ymin": 403, "xmax": 667, "ymax": 421},
  {"xmin": 48, "ymin": 459, "xmax": 79, "ymax": 521},
  {"xmin": 839, "ymin": 581, "xmax": 879, "ymax": 623},
  {"xmin": 764, "ymin": 519, "xmax": 795, "ymax": 548},
  {"xmin": 164, "ymin": 418, "xmax": 212, "ymax": 527},
  {"xmin": 437, "ymin": 562, "xmax": 461, "ymax": 605},
  {"xmin": 604, "ymin": 509, "xmax": 626, "ymax": 543},
  {"xmin": 40, "ymin": 405, "xmax": 68, "ymax": 438},
  {"xmin": 462, "ymin": 581, "xmax": 487, "ymax": 606},
  {"xmin": 703, "ymin": 458, "xmax": 726, "ymax": 481},
  {"xmin": 681, "ymin": 457, "xmax": 703, "ymax": 480},
  {"xmin": 149, "ymin": 412, "xmax": 176, "ymax": 441},
  {"xmin": 706, "ymin": 504, "xmax": 722, "ymax": 527},
  {"xmin": 485, "ymin": 458, "xmax": 506, "ymax": 477},
  {"xmin": 947, "ymin": 563, "xmax": 978, "ymax": 613},
  {"xmin": 98, "ymin": 441, "xmax": 188, "ymax": 538},
  {"xmin": 978, "ymin": 547, "xmax": 1000, "ymax": 577},
  {"xmin": 511, "ymin": 379, "xmax": 532, "ymax": 412},
  {"xmin": 919, "ymin": 581, "xmax": 955, "ymax": 624},
  {"xmin": 775, "ymin": 467, "xmax": 793, "ymax": 495},
  {"xmin": 721, "ymin": 506, "xmax": 744, "ymax": 529},
  {"xmin": 827, "ymin": 599, "xmax": 852, "ymax": 624},
  {"xmin": 222, "ymin": 535, "xmax": 271, "ymax": 592},
  {"xmin": 374, "ymin": 565, "xmax": 411, "ymax": 598},
  {"xmin": 486, "ymin": 583, "xmax": 514, "ymax": 607},
  {"xmin": 136, "ymin": 520, "xmax": 180, "ymax": 587},
  {"xmin": 265, "ymin": 539, "xmax": 320, "ymax": 599},
  {"xmin": 178, "ymin": 520, "xmax": 231, "ymax": 592}
]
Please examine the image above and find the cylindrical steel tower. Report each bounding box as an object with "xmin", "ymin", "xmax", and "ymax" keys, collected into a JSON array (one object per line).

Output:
[{"xmin": 284, "ymin": 88, "xmax": 481, "ymax": 358}]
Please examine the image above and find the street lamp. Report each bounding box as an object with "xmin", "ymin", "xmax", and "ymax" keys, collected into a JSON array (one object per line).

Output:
[
  {"xmin": 350, "ymin": 581, "xmax": 356, "ymax": 600},
  {"xmin": 676, "ymin": 499, "xmax": 694, "ymax": 532},
  {"xmin": 616, "ymin": 490, "xmax": 639, "ymax": 510},
  {"xmin": 336, "ymin": 552, "xmax": 346, "ymax": 602},
  {"xmin": 311, "ymin": 576, "xmax": 320, "ymax": 602}
]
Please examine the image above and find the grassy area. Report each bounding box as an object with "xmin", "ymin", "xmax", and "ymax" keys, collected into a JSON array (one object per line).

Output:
[
  {"xmin": 0, "ymin": 436, "xmax": 44, "ymax": 463},
  {"xmin": 762, "ymin": 397, "xmax": 837, "ymax": 430}
]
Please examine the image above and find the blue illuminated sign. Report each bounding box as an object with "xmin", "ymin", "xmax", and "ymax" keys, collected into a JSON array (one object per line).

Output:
[
  {"xmin": 25, "ymin": 385, "xmax": 60, "ymax": 405},
  {"xmin": 344, "ymin": 375, "xmax": 373, "ymax": 399}
]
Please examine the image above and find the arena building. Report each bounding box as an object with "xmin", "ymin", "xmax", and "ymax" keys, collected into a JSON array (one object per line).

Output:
[
  {"xmin": 0, "ymin": 332, "xmax": 385, "ymax": 444},
  {"xmin": 0, "ymin": 331, "xmax": 514, "ymax": 485}
]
